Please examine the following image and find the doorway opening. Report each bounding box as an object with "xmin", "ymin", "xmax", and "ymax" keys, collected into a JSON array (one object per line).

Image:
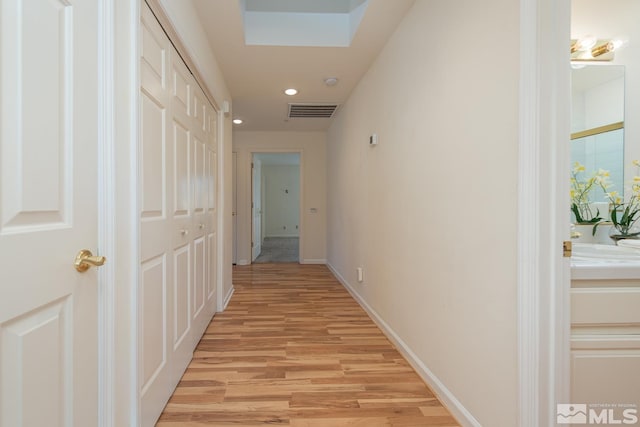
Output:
[{"xmin": 251, "ymin": 152, "xmax": 301, "ymax": 263}]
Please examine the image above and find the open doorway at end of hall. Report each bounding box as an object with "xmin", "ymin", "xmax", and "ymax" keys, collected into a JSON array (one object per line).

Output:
[{"xmin": 251, "ymin": 152, "xmax": 301, "ymax": 263}]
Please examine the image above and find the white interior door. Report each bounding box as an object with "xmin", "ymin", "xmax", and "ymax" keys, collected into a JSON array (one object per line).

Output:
[
  {"xmin": 0, "ymin": 1, "xmax": 101, "ymax": 426},
  {"xmin": 232, "ymin": 152, "xmax": 237, "ymax": 264},
  {"xmin": 251, "ymin": 158, "xmax": 262, "ymax": 261}
]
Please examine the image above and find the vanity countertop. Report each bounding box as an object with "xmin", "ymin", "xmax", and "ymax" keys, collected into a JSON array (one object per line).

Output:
[{"xmin": 571, "ymin": 243, "xmax": 640, "ymax": 280}]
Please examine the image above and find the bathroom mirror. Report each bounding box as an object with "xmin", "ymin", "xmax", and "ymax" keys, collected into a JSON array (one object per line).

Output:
[{"xmin": 571, "ymin": 65, "xmax": 625, "ymax": 202}]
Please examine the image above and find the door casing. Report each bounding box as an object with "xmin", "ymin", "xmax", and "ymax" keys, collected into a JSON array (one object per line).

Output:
[{"xmin": 248, "ymin": 150, "xmax": 303, "ymax": 264}]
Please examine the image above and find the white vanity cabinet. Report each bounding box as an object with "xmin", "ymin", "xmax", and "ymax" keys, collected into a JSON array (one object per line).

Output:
[{"xmin": 570, "ymin": 279, "xmax": 640, "ymax": 406}]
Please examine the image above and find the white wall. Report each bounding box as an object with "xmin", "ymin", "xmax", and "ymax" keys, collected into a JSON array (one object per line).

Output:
[
  {"xmin": 572, "ymin": 0, "xmax": 640, "ymax": 185},
  {"xmin": 326, "ymin": 1, "xmax": 518, "ymax": 425},
  {"xmin": 158, "ymin": 0, "xmax": 234, "ymax": 304},
  {"xmin": 263, "ymin": 165, "xmax": 300, "ymax": 237},
  {"xmin": 234, "ymin": 131, "xmax": 326, "ymax": 264}
]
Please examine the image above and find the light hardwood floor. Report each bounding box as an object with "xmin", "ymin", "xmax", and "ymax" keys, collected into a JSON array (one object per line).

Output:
[{"xmin": 157, "ymin": 264, "xmax": 460, "ymax": 426}]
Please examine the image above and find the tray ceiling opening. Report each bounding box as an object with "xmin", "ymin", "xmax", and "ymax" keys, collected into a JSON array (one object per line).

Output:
[{"xmin": 242, "ymin": 0, "xmax": 369, "ymax": 47}]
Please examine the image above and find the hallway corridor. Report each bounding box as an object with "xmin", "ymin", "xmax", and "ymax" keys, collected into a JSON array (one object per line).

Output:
[{"xmin": 156, "ymin": 264, "xmax": 459, "ymax": 426}]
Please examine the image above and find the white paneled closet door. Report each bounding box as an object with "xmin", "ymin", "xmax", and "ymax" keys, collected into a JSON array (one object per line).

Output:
[
  {"xmin": 191, "ymin": 90, "xmax": 218, "ymax": 347},
  {"xmin": 139, "ymin": 6, "xmax": 173, "ymax": 424},
  {"xmin": 191, "ymin": 88, "xmax": 207, "ymax": 346},
  {"xmin": 139, "ymin": 5, "xmax": 219, "ymax": 426},
  {"xmin": 206, "ymin": 117, "xmax": 218, "ymax": 323}
]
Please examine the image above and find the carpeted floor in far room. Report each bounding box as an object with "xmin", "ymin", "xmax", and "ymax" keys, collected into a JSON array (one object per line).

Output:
[{"xmin": 254, "ymin": 237, "xmax": 299, "ymax": 263}]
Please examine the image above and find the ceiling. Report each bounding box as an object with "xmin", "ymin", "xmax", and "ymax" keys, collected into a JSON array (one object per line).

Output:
[
  {"xmin": 571, "ymin": 65, "xmax": 624, "ymax": 95},
  {"xmin": 191, "ymin": 0, "xmax": 416, "ymax": 131}
]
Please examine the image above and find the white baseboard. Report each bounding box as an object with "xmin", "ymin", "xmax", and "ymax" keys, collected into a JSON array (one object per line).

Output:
[
  {"xmin": 301, "ymin": 259, "xmax": 326, "ymax": 265},
  {"xmin": 327, "ymin": 262, "xmax": 480, "ymax": 427},
  {"xmin": 236, "ymin": 259, "xmax": 250, "ymax": 266},
  {"xmin": 222, "ymin": 286, "xmax": 235, "ymax": 311}
]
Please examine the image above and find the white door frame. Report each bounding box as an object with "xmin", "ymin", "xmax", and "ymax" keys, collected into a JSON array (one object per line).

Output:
[
  {"xmin": 110, "ymin": 0, "xmax": 141, "ymax": 425},
  {"xmin": 518, "ymin": 0, "xmax": 571, "ymax": 425},
  {"xmin": 98, "ymin": 0, "xmax": 117, "ymax": 425},
  {"xmin": 248, "ymin": 150, "xmax": 303, "ymax": 264}
]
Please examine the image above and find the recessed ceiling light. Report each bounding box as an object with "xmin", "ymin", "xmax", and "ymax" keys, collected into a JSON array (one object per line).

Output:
[
  {"xmin": 284, "ymin": 88, "xmax": 298, "ymax": 96},
  {"xmin": 233, "ymin": 119, "xmax": 243, "ymax": 125}
]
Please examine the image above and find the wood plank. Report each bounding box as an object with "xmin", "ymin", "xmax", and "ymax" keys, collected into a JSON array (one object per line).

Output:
[{"xmin": 157, "ymin": 264, "xmax": 460, "ymax": 426}]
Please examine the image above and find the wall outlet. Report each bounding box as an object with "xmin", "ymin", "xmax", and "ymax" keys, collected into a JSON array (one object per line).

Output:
[
  {"xmin": 369, "ymin": 133, "xmax": 378, "ymax": 146},
  {"xmin": 357, "ymin": 267, "xmax": 364, "ymax": 283}
]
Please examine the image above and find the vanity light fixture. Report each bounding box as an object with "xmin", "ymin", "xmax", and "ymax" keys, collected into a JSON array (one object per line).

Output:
[
  {"xmin": 284, "ymin": 88, "xmax": 298, "ymax": 96},
  {"xmin": 571, "ymin": 36, "xmax": 628, "ymax": 62},
  {"xmin": 233, "ymin": 118, "xmax": 243, "ymax": 125}
]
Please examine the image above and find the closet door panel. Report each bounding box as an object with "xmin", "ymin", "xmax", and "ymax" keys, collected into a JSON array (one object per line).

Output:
[
  {"xmin": 140, "ymin": 255, "xmax": 167, "ymax": 392},
  {"xmin": 140, "ymin": 16, "xmax": 165, "ymax": 99},
  {"xmin": 207, "ymin": 149, "xmax": 217, "ymax": 218},
  {"xmin": 192, "ymin": 136, "xmax": 206, "ymax": 215},
  {"xmin": 207, "ymin": 231, "xmax": 217, "ymax": 302},
  {"xmin": 139, "ymin": 90, "xmax": 167, "ymax": 262},
  {"xmin": 172, "ymin": 120, "xmax": 190, "ymax": 217},
  {"xmin": 140, "ymin": 93, "xmax": 165, "ymax": 218},
  {"xmin": 172, "ymin": 244, "xmax": 190, "ymax": 349},
  {"xmin": 139, "ymin": 253, "xmax": 171, "ymax": 426},
  {"xmin": 170, "ymin": 241, "xmax": 193, "ymax": 384},
  {"xmin": 191, "ymin": 234, "xmax": 209, "ymax": 345},
  {"xmin": 171, "ymin": 61, "xmax": 190, "ymax": 118}
]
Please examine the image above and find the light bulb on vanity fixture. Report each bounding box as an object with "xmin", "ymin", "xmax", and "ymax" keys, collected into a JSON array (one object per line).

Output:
[
  {"xmin": 591, "ymin": 38, "xmax": 627, "ymax": 57},
  {"xmin": 571, "ymin": 35, "xmax": 597, "ymax": 53}
]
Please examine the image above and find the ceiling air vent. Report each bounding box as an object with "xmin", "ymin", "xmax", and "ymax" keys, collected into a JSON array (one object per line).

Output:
[{"xmin": 288, "ymin": 103, "xmax": 340, "ymax": 118}]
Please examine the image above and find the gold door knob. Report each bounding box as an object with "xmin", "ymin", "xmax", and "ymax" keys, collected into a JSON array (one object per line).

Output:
[{"xmin": 74, "ymin": 249, "xmax": 106, "ymax": 272}]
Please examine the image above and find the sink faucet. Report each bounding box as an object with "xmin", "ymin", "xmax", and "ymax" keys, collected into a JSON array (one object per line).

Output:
[{"xmin": 570, "ymin": 223, "xmax": 582, "ymax": 239}]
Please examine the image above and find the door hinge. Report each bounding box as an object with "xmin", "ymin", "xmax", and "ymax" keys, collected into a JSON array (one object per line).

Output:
[
  {"xmin": 251, "ymin": 241, "xmax": 254, "ymax": 248},
  {"xmin": 251, "ymin": 162, "xmax": 254, "ymax": 169},
  {"xmin": 563, "ymin": 240, "xmax": 572, "ymax": 257}
]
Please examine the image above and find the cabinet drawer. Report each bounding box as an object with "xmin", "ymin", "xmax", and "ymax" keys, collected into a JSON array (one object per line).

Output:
[{"xmin": 571, "ymin": 288, "xmax": 640, "ymax": 325}]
